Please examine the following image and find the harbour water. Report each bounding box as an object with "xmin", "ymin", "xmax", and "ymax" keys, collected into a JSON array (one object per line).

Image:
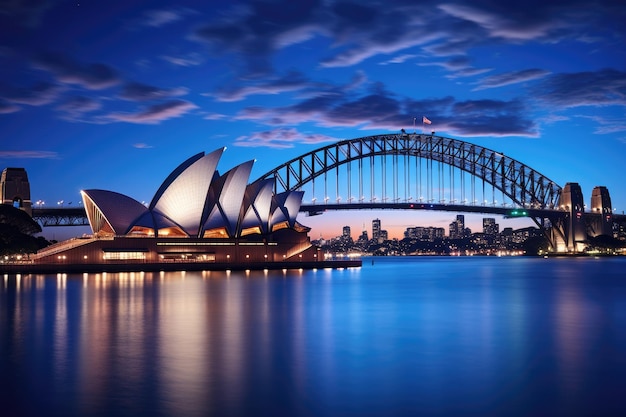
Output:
[{"xmin": 1, "ymin": 257, "xmax": 625, "ymax": 416}]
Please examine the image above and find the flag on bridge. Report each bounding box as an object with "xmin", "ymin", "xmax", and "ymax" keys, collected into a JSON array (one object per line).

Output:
[{"xmin": 423, "ymin": 116, "xmax": 432, "ymax": 125}]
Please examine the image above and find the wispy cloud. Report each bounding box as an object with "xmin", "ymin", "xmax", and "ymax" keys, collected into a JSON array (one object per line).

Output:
[
  {"xmin": 133, "ymin": 143, "xmax": 154, "ymax": 149},
  {"xmin": 438, "ymin": 3, "xmax": 557, "ymax": 41},
  {"xmin": 140, "ymin": 9, "xmax": 182, "ymax": 27},
  {"xmin": 33, "ymin": 52, "xmax": 120, "ymax": 90},
  {"xmin": 235, "ymin": 80, "xmax": 537, "ymax": 137},
  {"xmin": 160, "ymin": 52, "xmax": 204, "ymax": 67},
  {"xmin": 56, "ymin": 96, "xmax": 102, "ymax": 121},
  {"xmin": 0, "ymin": 0, "xmax": 54, "ymax": 28},
  {"xmin": 473, "ymin": 69, "xmax": 551, "ymax": 90},
  {"xmin": 379, "ymin": 54, "xmax": 418, "ymax": 66},
  {"xmin": 210, "ymin": 71, "xmax": 311, "ymax": 102},
  {"xmin": 119, "ymin": 82, "xmax": 188, "ymax": 101},
  {"xmin": 0, "ymin": 150, "xmax": 58, "ymax": 159},
  {"xmin": 104, "ymin": 100, "xmax": 197, "ymax": 124},
  {"xmin": 234, "ymin": 128, "xmax": 339, "ymax": 148},
  {"xmin": 534, "ymin": 69, "xmax": 626, "ymax": 108},
  {"xmin": 579, "ymin": 115, "xmax": 626, "ymax": 135},
  {"xmin": 190, "ymin": 0, "xmax": 625, "ymax": 77},
  {"xmin": 0, "ymin": 102, "xmax": 20, "ymax": 114},
  {"xmin": 0, "ymin": 82, "xmax": 64, "ymax": 106}
]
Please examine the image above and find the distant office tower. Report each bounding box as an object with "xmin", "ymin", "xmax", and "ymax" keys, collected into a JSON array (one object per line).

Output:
[
  {"xmin": 343, "ymin": 225, "xmax": 351, "ymax": 239},
  {"xmin": 372, "ymin": 218, "xmax": 381, "ymax": 241},
  {"xmin": 358, "ymin": 229, "xmax": 369, "ymax": 243},
  {"xmin": 433, "ymin": 227, "xmax": 445, "ymax": 240},
  {"xmin": 406, "ymin": 226, "xmax": 445, "ymax": 241},
  {"xmin": 449, "ymin": 215, "xmax": 465, "ymax": 239},
  {"xmin": 483, "ymin": 218, "xmax": 499, "ymax": 235}
]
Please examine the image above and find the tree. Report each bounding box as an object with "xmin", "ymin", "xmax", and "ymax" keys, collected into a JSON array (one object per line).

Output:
[
  {"xmin": 0, "ymin": 205, "xmax": 49, "ymax": 255},
  {"xmin": 587, "ymin": 234, "xmax": 625, "ymax": 253},
  {"xmin": 522, "ymin": 235, "xmax": 550, "ymax": 255}
]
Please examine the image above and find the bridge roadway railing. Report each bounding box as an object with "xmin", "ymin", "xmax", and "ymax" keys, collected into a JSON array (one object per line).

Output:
[
  {"xmin": 299, "ymin": 201, "xmax": 567, "ymax": 219},
  {"xmin": 27, "ymin": 204, "xmax": 626, "ymax": 224}
]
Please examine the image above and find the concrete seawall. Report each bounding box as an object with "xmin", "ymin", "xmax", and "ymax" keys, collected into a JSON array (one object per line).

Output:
[{"xmin": 0, "ymin": 259, "xmax": 362, "ymax": 274}]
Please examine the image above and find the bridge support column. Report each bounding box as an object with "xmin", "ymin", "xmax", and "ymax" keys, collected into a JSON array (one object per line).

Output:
[
  {"xmin": 1, "ymin": 168, "xmax": 32, "ymax": 216},
  {"xmin": 589, "ymin": 186, "xmax": 613, "ymax": 237},
  {"xmin": 552, "ymin": 182, "xmax": 586, "ymax": 253}
]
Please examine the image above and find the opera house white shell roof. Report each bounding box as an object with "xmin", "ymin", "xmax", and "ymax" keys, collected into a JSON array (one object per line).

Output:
[{"xmin": 81, "ymin": 149, "xmax": 306, "ymax": 239}]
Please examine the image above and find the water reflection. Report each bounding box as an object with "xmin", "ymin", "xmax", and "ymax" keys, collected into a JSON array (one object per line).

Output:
[{"xmin": 1, "ymin": 258, "xmax": 626, "ymax": 416}]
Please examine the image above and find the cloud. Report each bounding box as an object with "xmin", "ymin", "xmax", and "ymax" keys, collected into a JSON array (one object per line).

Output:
[
  {"xmin": 191, "ymin": 1, "xmax": 437, "ymax": 72},
  {"xmin": 0, "ymin": 150, "xmax": 58, "ymax": 159},
  {"xmin": 446, "ymin": 99, "xmax": 538, "ymax": 137},
  {"xmin": 119, "ymin": 82, "xmax": 188, "ymax": 101},
  {"xmin": 33, "ymin": 52, "xmax": 120, "ymax": 90},
  {"xmin": 104, "ymin": 100, "xmax": 197, "ymax": 124},
  {"xmin": 0, "ymin": 0, "xmax": 53, "ymax": 27},
  {"xmin": 234, "ymin": 128, "xmax": 339, "ymax": 148},
  {"xmin": 133, "ymin": 143, "xmax": 154, "ymax": 149},
  {"xmin": 203, "ymin": 113, "xmax": 227, "ymax": 120},
  {"xmin": 418, "ymin": 56, "xmax": 492, "ymax": 79},
  {"xmin": 235, "ymin": 79, "xmax": 536, "ymax": 137},
  {"xmin": 160, "ymin": 52, "xmax": 204, "ymax": 67},
  {"xmin": 0, "ymin": 82, "xmax": 64, "ymax": 106},
  {"xmin": 211, "ymin": 71, "xmax": 311, "ymax": 102},
  {"xmin": 193, "ymin": 1, "xmax": 324, "ymax": 74},
  {"xmin": 533, "ymin": 69, "xmax": 626, "ymax": 108},
  {"xmin": 0, "ymin": 102, "xmax": 20, "ymax": 114},
  {"xmin": 473, "ymin": 68, "xmax": 551, "ymax": 90},
  {"xmin": 379, "ymin": 54, "xmax": 417, "ymax": 66},
  {"xmin": 438, "ymin": 3, "xmax": 557, "ymax": 41},
  {"xmin": 578, "ymin": 115, "xmax": 626, "ymax": 135},
  {"xmin": 56, "ymin": 96, "xmax": 101, "ymax": 120},
  {"xmin": 189, "ymin": 0, "xmax": 625, "ymax": 77},
  {"xmin": 439, "ymin": 1, "xmax": 626, "ymax": 45},
  {"xmin": 138, "ymin": 8, "xmax": 192, "ymax": 27}
]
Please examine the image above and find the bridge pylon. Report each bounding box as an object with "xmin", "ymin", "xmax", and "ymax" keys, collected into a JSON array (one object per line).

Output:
[
  {"xmin": 1, "ymin": 168, "xmax": 32, "ymax": 216},
  {"xmin": 551, "ymin": 182, "xmax": 586, "ymax": 252},
  {"xmin": 589, "ymin": 186, "xmax": 613, "ymax": 237}
]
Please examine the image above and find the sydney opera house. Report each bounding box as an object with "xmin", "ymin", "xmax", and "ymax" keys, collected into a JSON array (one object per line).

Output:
[{"xmin": 24, "ymin": 149, "xmax": 358, "ymax": 272}]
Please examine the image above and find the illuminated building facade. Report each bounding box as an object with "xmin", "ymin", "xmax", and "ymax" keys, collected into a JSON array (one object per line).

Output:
[{"xmin": 28, "ymin": 149, "xmax": 340, "ymax": 270}]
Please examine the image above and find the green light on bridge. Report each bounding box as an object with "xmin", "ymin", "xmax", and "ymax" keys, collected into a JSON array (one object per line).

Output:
[{"xmin": 509, "ymin": 210, "xmax": 528, "ymax": 216}]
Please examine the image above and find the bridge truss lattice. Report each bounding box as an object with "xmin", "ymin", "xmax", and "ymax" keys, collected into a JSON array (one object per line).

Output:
[{"xmin": 255, "ymin": 133, "xmax": 562, "ymax": 212}]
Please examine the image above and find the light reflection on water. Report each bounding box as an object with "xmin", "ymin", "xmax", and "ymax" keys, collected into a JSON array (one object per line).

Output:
[{"xmin": 1, "ymin": 257, "xmax": 626, "ymax": 417}]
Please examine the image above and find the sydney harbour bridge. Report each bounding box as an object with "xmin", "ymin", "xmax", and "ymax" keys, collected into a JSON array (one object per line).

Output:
[{"xmin": 4, "ymin": 133, "xmax": 625, "ymax": 253}]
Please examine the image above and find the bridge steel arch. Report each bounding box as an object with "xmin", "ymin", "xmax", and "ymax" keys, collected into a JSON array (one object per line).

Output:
[{"xmin": 255, "ymin": 133, "xmax": 562, "ymax": 211}]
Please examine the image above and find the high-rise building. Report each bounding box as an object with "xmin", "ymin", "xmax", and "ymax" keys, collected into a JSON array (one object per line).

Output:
[
  {"xmin": 483, "ymin": 218, "xmax": 499, "ymax": 235},
  {"xmin": 372, "ymin": 218, "xmax": 381, "ymax": 241},
  {"xmin": 342, "ymin": 225, "xmax": 351, "ymax": 239},
  {"xmin": 405, "ymin": 226, "xmax": 445, "ymax": 241},
  {"xmin": 449, "ymin": 215, "xmax": 465, "ymax": 239}
]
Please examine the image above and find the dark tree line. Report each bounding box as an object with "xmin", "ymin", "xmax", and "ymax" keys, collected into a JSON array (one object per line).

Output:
[{"xmin": 0, "ymin": 205, "xmax": 50, "ymax": 256}]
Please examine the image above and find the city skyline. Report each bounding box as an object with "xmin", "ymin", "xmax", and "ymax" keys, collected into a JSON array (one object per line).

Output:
[
  {"xmin": 325, "ymin": 214, "xmax": 509, "ymax": 241},
  {"xmin": 1, "ymin": 1, "xmax": 625, "ymax": 240}
]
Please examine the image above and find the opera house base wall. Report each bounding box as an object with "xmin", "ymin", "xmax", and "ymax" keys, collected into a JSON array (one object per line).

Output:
[{"xmin": 1, "ymin": 229, "xmax": 361, "ymax": 274}]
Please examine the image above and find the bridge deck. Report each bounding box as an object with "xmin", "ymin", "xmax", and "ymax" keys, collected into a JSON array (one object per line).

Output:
[{"xmin": 32, "ymin": 206, "xmax": 626, "ymax": 223}]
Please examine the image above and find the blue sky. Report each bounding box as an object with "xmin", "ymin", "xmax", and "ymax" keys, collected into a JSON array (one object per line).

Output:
[{"xmin": 1, "ymin": 0, "xmax": 625, "ymax": 240}]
